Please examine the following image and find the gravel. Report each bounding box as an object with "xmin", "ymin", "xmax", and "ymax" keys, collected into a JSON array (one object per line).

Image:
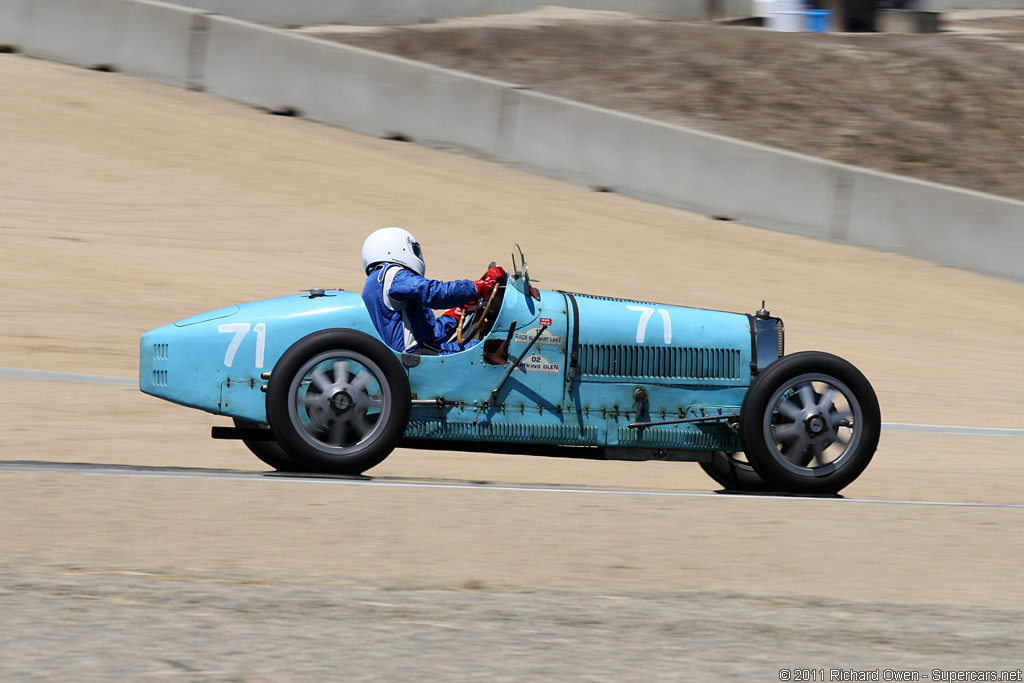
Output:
[{"xmin": 3, "ymin": 565, "xmax": 1022, "ymax": 681}]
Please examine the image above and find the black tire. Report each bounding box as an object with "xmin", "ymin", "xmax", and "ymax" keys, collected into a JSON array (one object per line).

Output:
[
  {"xmin": 699, "ymin": 451, "xmax": 773, "ymax": 492},
  {"xmin": 232, "ymin": 418, "xmax": 305, "ymax": 472},
  {"xmin": 266, "ymin": 329, "xmax": 411, "ymax": 475},
  {"xmin": 740, "ymin": 351, "xmax": 880, "ymax": 495}
]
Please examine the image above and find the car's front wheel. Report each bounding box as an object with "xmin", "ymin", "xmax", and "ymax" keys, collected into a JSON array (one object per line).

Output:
[
  {"xmin": 739, "ymin": 351, "xmax": 880, "ymax": 495},
  {"xmin": 266, "ymin": 329, "xmax": 411, "ymax": 475}
]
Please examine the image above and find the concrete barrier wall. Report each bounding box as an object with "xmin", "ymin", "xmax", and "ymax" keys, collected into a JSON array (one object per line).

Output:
[
  {"xmin": 0, "ymin": 0, "xmax": 25, "ymax": 47},
  {"xmin": 505, "ymin": 91, "xmax": 845, "ymax": 236},
  {"xmin": 844, "ymin": 172, "xmax": 1024, "ymax": 280},
  {"xmin": 1, "ymin": 0, "xmax": 207, "ymax": 88},
  {"xmin": 169, "ymin": 0, "xmax": 750, "ymax": 28},
  {"xmin": 203, "ymin": 16, "xmax": 511, "ymax": 157},
  {"xmin": 2, "ymin": 0, "xmax": 1022, "ymax": 282}
]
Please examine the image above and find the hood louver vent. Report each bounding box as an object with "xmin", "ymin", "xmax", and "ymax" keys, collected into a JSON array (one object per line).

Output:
[{"xmin": 579, "ymin": 345, "xmax": 741, "ymax": 380}]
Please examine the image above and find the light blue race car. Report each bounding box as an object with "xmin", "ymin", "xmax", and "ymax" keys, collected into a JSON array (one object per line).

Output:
[{"xmin": 139, "ymin": 253, "xmax": 880, "ymax": 494}]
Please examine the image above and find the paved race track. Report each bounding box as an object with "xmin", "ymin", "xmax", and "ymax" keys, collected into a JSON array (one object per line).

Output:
[{"xmin": 1, "ymin": 54, "xmax": 1023, "ymax": 680}]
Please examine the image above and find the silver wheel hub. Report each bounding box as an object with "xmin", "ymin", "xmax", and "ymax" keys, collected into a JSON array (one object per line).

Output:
[
  {"xmin": 805, "ymin": 414, "xmax": 827, "ymax": 437},
  {"xmin": 330, "ymin": 391, "xmax": 353, "ymax": 413},
  {"xmin": 763, "ymin": 373, "xmax": 862, "ymax": 476},
  {"xmin": 287, "ymin": 351, "xmax": 391, "ymax": 455}
]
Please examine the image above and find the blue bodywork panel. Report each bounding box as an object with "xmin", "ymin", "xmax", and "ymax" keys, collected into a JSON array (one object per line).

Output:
[{"xmin": 140, "ymin": 276, "xmax": 779, "ymax": 457}]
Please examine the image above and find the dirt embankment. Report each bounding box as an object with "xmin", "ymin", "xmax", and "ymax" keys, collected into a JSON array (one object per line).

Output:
[{"xmin": 310, "ymin": 9, "xmax": 1024, "ymax": 201}]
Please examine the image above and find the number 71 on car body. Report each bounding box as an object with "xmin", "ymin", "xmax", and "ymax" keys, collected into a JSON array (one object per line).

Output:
[
  {"xmin": 219, "ymin": 322, "xmax": 266, "ymax": 368},
  {"xmin": 627, "ymin": 305, "xmax": 672, "ymax": 344}
]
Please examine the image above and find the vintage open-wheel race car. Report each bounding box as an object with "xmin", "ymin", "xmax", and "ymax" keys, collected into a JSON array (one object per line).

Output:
[{"xmin": 140, "ymin": 251, "xmax": 880, "ymax": 495}]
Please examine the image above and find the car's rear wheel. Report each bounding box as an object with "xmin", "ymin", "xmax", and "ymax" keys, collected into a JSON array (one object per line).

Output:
[
  {"xmin": 232, "ymin": 418, "xmax": 305, "ymax": 472},
  {"xmin": 266, "ymin": 329, "xmax": 411, "ymax": 475},
  {"xmin": 739, "ymin": 351, "xmax": 880, "ymax": 495}
]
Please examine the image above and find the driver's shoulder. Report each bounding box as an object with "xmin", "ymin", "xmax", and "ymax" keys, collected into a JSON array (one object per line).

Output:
[{"xmin": 388, "ymin": 266, "xmax": 430, "ymax": 291}]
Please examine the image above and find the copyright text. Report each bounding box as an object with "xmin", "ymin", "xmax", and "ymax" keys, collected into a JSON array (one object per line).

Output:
[{"xmin": 778, "ymin": 670, "xmax": 1023, "ymax": 682}]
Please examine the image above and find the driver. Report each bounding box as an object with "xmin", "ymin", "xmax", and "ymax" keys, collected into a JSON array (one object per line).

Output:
[{"xmin": 360, "ymin": 227, "xmax": 505, "ymax": 355}]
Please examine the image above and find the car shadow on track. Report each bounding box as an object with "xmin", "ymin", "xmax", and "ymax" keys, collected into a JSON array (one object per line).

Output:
[
  {"xmin": 0, "ymin": 460, "xmax": 847, "ymax": 498},
  {"xmin": 714, "ymin": 488, "xmax": 843, "ymax": 499}
]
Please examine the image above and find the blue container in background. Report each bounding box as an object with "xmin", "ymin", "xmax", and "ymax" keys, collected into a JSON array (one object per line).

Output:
[{"xmin": 806, "ymin": 9, "xmax": 833, "ymax": 32}]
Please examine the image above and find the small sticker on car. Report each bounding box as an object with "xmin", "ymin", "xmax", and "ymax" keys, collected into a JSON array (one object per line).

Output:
[
  {"xmin": 516, "ymin": 353, "xmax": 561, "ymax": 374},
  {"xmin": 513, "ymin": 328, "xmax": 564, "ymax": 346},
  {"xmin": 540, "ymin": 317, "xmax": 553, "ymax": 326}
]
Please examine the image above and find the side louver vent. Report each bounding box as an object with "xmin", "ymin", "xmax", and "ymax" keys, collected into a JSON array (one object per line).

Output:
[
  {"xmin": 405, "ymin": 421, "xmax": 599, "ymax": 445},
  {"xmin": 617, "ymin": 426, "xmax": 741, "ymax": 451},
  {"xmin": 152, "ymin": 370, "xmax": 168, "ymax": 387},
  {"xmin": 153, "ymin": 343, "xmax": 169, "ymax": 360},
  {"xmin": 579, "ymin": 345, "xmax": 742, "ymax": 380}
]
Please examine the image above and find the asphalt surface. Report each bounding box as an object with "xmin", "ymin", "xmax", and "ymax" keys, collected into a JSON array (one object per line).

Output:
[{"xmin": 3, "ymin": 457, "xmax": 1024, "ymax": 510}]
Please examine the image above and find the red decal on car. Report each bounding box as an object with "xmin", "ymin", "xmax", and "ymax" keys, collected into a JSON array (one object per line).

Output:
[{"xmin": 540, "ymin": 318, "xmax": 552, "ymax": 326}]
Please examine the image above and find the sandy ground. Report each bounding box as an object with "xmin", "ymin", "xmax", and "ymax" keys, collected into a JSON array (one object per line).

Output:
[{"xmin": 2, "ymin": 54, "xmax": 1024, "ymax": 677}]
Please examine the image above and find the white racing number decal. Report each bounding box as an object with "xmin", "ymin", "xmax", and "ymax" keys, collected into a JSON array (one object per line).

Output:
[
  {"xmin": 626, "ymin": 305, "xmax": 672, "ymax": 344},
  {"xmin": 218, "ymin": 322, "xmax": 266, "ymax": 368}
]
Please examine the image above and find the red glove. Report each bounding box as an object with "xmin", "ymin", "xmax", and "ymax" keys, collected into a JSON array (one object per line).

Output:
[{"xmin": 473, "ymin": 265, "xmax": 506, "ymax": 298}]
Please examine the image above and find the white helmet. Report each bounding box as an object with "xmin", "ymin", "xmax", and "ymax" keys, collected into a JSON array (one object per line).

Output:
[{"xmin": 361, "ymin": 227, "xmax": 425, "ymax": 276}]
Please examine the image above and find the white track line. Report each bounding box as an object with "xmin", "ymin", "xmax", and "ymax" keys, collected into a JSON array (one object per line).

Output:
[
  {"xmin": 2, "ymin": 367, "xmax": 1022, "ymax": 436},
  {"xmin": 0, "ymin": 461, "xmax": 1022, "ymax": 509},
  {"xmin": 0, "ymin": 367, "xmax": 137, "ymax": 385},
  {"xmin": 881, "ymin": 423, "xmax": 1024, "ymax": 437}
]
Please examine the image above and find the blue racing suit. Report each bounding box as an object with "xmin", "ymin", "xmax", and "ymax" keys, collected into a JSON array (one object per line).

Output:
[{"xmin": 362, "ymin": 264, "xmax": 480, "ymax": 354}]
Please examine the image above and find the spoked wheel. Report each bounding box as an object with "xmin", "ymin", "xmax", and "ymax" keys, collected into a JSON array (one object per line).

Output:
[
  {"xmin": 266, "ymin": 330, "xmax": 411, "ymax": 475},
  {"xmin": 740, "ymin": 351, "xmax": 880, "ymax": 495},
  {"xmin": 232, "ymin": 418, "xmax": 305, "ymax": 472}
]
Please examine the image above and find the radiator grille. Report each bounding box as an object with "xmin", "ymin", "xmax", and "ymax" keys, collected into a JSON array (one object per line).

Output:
[
  {"xmin": 405, "ymin": 421, "xmax": 598, "ymax": 445},
  {"xmin": 579, "ymin": 345, "xmax": 742, "ymax": 380}
]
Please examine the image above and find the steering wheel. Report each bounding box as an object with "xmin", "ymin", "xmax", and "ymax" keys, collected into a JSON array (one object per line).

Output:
[{"xmin": 457, "ymin": 275, "xmax": 503, "ymax": 345}]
